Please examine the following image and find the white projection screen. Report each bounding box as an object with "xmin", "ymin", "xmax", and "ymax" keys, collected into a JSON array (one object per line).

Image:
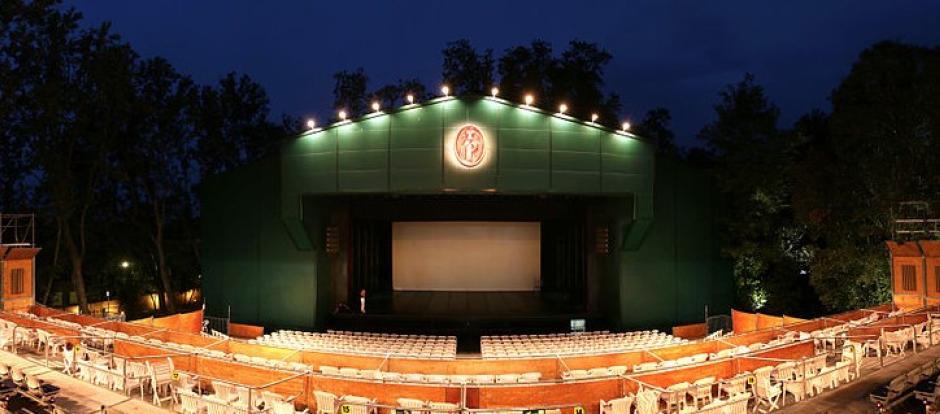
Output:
[{"xmin": 392, "ymin": 221, "xmax": 541, "ymax": 291}]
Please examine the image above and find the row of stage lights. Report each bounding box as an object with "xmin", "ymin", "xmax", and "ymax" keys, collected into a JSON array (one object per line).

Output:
[{"xmin": 304, "ymin": 86, "xmax": 632, "ymax": 134}]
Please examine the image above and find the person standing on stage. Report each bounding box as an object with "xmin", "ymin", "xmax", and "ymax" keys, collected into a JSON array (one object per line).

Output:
[{"xmin": 360, "ymin": 289, "xmax": 367, "ymax": 314}]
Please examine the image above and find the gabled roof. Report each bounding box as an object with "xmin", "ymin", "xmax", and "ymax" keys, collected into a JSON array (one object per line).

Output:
[{"xmin": 297, "ymin": 95, "xmax": 645, "ymax": 141}]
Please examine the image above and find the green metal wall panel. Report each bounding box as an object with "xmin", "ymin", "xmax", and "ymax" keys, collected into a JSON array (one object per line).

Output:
[
  {"xmin": 389, "ymin": 103, "xmax": 444, "ymax": 191},
  {"xmin": 612, "ymin": 159, "xmax": 731, "ymax": 330},
  {"xmin": 337, "ymin": 116, "xmax": 389, "ymax": 192},
  {"xmin": 201, "ymin": 158, "xmax": 319, "ymax": 328},
  {"xmin": 550, "ymin": 118, "xmax": 601, "ymax": 194}
]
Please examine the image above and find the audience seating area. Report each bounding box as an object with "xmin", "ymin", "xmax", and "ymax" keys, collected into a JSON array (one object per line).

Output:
[
  {"xmin": 481, "ymin": 330, "xmax": 685, "ymax": 358},
  {"xmin": 254, "ymin": 330, "xmax": 457, "ymax": 359},
  {"xmin": 1, "ymin": 304, "xmax": 931, "ymax": 414}
]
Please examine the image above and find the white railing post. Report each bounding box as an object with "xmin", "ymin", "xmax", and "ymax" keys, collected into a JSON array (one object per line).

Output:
[{"xmin": 878, "ymin": 328, "xmax": 885, "ymax": 367}]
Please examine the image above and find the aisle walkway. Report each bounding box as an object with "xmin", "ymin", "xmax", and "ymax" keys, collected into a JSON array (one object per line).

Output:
[
  {"xmin": 776, "ymin": 345, "xmax": 940, "ymax": 414},
  {"xmin": 0, "ymin": 350, "xmax": 172, "ymax": 414}
]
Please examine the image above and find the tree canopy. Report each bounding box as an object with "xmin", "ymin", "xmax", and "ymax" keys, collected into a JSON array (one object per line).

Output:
[{"xmin": 0, "ymin": 0, "xmax": 288, "ymax": 315}]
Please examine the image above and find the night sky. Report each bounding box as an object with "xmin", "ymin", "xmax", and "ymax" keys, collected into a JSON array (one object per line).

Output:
[{"xmin": 69, "ymin": 1, "xmax": 940, "ymax": 147}]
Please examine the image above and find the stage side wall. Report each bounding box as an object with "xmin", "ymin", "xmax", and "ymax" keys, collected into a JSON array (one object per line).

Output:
[
  {"xmin": 610, "ymin": 159, "xmax": 732, "ymax": 330},
  {"xmin": 201, "ymin": 158, "xmax": 321, "ymax": 329}
]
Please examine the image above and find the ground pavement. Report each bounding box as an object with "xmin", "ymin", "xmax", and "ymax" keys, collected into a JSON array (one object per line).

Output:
[
  {"xmin": 775, "ymin": 344, "xmax": 940, "ymax": 414},
  {"xmin": 0, "ymin": 350, "xmax": 172, "ymax": 414}
]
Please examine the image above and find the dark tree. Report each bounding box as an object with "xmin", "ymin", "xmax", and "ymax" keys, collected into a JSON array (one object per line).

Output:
[
  {"xmin": 497, "ymin": 40, "xmax": 555, "ymax": 105},
  {"xmin": 397, "ymin": 78, "xmax": 428, "ymax": 103},
  {"xmin": 792, "ymin": 42, "xmax": 940, "ymax": 310},
  {"xmin": 697, "ymin": 74, "xmax": 814, "ymax": 314},
  {"xmin": 370, "ymin": 78, "xmax": 428, "ymax": 109},
  {"xmin": 118, "ymin": 57, "xmax": 197, "ymax": 313},
  {"xmin": 441, "ymin": 39, "xmax": 494, "ymax": 95},
  {"xmin": 195, "ymin": 72, "xmax": 282, "ymax": 176},
  {"xmin": 553, "ymin": 40, "xmax": 620, "ymax": 123},
  {"xmin": 634, "ymin": 107, "xmax": 679, "ymax": 158},
  {"xmin": 496, "ymin": 40, "xmax": 621, "ymax": 126},
  {"xmin": 332, "ymin": 68, "xmax": 368, "ymax": 118},
  {"xmin": 27, "ymin": 21, "xmax": 138, "ymax": 313}
]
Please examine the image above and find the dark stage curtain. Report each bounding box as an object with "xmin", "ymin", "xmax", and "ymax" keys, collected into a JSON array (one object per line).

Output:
[
  {"xmin": 541, "ymin": 220, "xmax": 587, "ymax": 305},
  {"xmin": 350, "ymin": 221, "xmax": 392, "ymax": 299}
]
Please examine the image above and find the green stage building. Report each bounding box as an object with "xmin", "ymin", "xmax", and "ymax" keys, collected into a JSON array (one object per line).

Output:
[{"xmin": 200, "ymin": 96, "xmax": 731, "ymax": 334}]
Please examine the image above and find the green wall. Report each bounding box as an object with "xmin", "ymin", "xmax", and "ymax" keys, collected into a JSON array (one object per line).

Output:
[
  {"xmin": 201, "ymin": 158, "xmax": 322, "ymax": 328},
  {"xmin": 610, "ymin": 159, "xmax": 732, "ymax": 330},
  {"xmin": 280, "ymin": 98, "xmax": 654, "ymax": 251},
  {"xmin": 201, "ymin": 97, "xmax": 730, "ymax": 331}
]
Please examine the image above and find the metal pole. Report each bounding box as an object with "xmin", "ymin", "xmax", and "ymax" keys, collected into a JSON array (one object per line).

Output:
[
  {"xmin": 879, "ymin": 328, "xmax": 885, "ymax": 367},
  {"xmin": 122, "ymin": 360, "xmax": 128, "ymax": 396},
  {"xmin": 461, "ymin": 384, "xmax": 466, "ymax": 411},
  {"xmin": 927, "ymin": 313, "xmax": 933, "ymax": 346},
  {"xmin": 854, "ymin": 342, "xmax": 859, "ymax": 380}
]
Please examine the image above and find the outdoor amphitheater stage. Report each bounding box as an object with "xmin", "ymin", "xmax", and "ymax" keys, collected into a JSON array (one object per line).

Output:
[
  {"xmin": 202, "ymin": 97, "xmax": 733, "ymax": 335},
  {"xmin": 329, "ymin": 291, "xmax": 605, "ymax": 348}
]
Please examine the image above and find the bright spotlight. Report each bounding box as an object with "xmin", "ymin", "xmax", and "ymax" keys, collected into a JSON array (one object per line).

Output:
[
  {"xmin": 622, "ymin": 121, "xmax": 631, "ymax": 131},
  {"xmin": 441, "ymin": 85, "xmax": 450, "ymax": 96},
  {"xmin": 120, "ymin": 261, "xmax": 130, "ymax": 269},
  {"xmin": 524, "ymin": 94, "xmax": 534, "ymax": 106},
  {"xmin": 558, "ymin": 103, "xmax": 567, "ymax": 114},
  {"xmin": 338, "ymin": 110, "xmax": 347, "ymax": 120},
  {"xmin": 371, "ymin": 101, "xmax": 380, "ymax": 112},
  {"xmin": 406, "ymin": 94, "xmax": 415, "ymax": 104},
  {"xmin": 491, "ymin": 87, "xmax": 499, "ymax": 97},
  {"xmin": 305, "ymin": 119, "xmax": 316, "ymax": 129},
  {"xmin": 591, "ymin": 113, "xmax": 599, "ymax": 122}
]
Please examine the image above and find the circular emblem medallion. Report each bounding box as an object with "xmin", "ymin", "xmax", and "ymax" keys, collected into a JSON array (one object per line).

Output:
[{"xmin": 454, "ymin": 125, "xmax": 485, "ymax": 168}]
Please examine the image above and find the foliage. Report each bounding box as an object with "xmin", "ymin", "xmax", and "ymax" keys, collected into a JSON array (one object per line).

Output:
[
  {"xmin": 442, "ymin": 39, "xmax": 494, "ymax": 96},
  {"xmin": 1, "ymin": 0, "xmax": 285, "ymax": 316},
  {"xmin": 195, "ymin": 72, "xmax": 282, "ymax": 176},
  {"xmin": 792, "ymin": 41, "xmax": 940, "ymax": 310},
  {"xmin": 634, "ymin": 107, "xmax": 679, "ymax": 158},
  {"xmin": 331, "ymin": 68, "xmax": 368, "ymax": 118},
  {"xmin": 497, "ymin": 40, "xmax": 621, "ymax": 126},
  {"xmin": 697, "ymin": 74, "xmax": 823, "ymax": 316}
]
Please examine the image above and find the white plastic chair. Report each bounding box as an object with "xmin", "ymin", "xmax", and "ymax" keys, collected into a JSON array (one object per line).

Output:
[
  {"xmin": 600, "ymin": 395, "xmax": 634, "ymax": 414},
  {"xmin": 314, "ymin": 391, "xmax": 337, "ymax": 414}
]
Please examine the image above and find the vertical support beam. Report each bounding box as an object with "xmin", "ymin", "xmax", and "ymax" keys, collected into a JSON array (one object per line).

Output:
[
  {"xmin": 889, "ymin": 250, "xmax": 896, "ymax": 309},
  {"xmin": 921, "ymin": 241, "xmax": 929, "ymax": 308}
]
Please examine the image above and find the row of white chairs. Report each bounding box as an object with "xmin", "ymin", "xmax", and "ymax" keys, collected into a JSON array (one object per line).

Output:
[
  {"xmin": 256, "ymin": 330, "xmax": 456, "ymax": 359},
  {"xmin": 319, "ymin": 365, "xmax": 542, "ymax": 384},
  {"xmin": 178, "ymin": 388, "xmax": 307, "ymax": 414},
  {"xmin": 481, "ymin": 330, "xmax": 684, "ymax": 358},
  {"xmin": 325, "ymin": 330, "xmax": 451, "ymax": 339},
  {"xmin": 45, "ymin": 317, "xmax": 83, "ymax": 330},
  {"xmin": 562, "ymin": 365, "xmax": 627, "ymax": 380}
]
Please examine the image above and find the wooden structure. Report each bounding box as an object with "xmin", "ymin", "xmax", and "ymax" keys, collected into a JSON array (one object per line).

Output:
[
  {"xmin": 0, "ymin": 214, "xmax": 39, "ymax": 311},
  {"xmin": 887, "ymin": 240, "xmax": 940, "ymax": 310}
]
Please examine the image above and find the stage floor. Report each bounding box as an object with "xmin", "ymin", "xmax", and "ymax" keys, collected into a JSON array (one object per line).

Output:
[
  {"xmin": 331, "ymin": 291, "xmax": 604, "ymax": 351},
  {"xmin": 366, "ymin": 290, "xmax": 581, "ymax": 318}
]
